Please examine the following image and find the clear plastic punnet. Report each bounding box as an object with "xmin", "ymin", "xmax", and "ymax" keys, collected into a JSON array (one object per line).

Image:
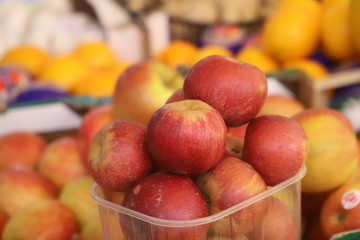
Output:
[{"xmin": 91, "ymin": 165, "xmax": 306, "ymax": 240}]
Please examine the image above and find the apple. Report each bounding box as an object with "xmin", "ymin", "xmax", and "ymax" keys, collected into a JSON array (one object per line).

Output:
[
  {"xmin": 0, "ymin": 167, "xmax": 58, "ymax": 216},
  {"xmin": 147, "ymin": 99, "xmax": 227, "ymax": 175},
  {"xmin": 197, "ymin": 157, "xmax": 268, "ymax": 238},
  {"xmin": 183, "ymin": 55, "xmax": 268, "ymax": 127},
  {"xmin": 242, "ymin": 114, "xmax": 308, "ymax": 186},
  {"xmin": 262, "ymin": 197, "xmax": 298, "ymax": 240},
  {"xmin": 121, "ymin": 172, "xmax": 209, "ymax": 240},
  {"xmin": 258, "ymin": 94, "xmax": 306, "ymax": 118},
  {"xmin": 0, "ymin": 131, "xmax": 46, "ymax": 170},
  {"xmin": 2, "ymin": 199, "xmax": 79, "ymax": 240},
  {"xmin": 88, "ymin": 119, "xmax": 154, "ymax": 191},
  {"xmin": 292, "ymin": 107, "xmax": 359, "ymax": 193},
  {"xmin": 165, "ymin": 88, "xmax": 186, "ymax": 104},
  {"xmin": 80, "ymin": 217, "xmax": 106, "ymax": 240},
  {"xmin": 58, "ymin": 175, "xmax": 99, "ymax": 228},
  {"xmin": 112, "ymin": 60, "xmax": 184, "ymax": 126},
  {"xmin": 320, "ymin": 181, "xmax": 360, "ymax": 238},
  {"xmin": 38, "ymin": 136, "xmax": 88, "ymax": 188},
  {"xmin": 78, "ymin": 104, "xmax": 115, "ymax": 171}
]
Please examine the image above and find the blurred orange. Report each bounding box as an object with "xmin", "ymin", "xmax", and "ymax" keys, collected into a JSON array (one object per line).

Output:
[
  {"xmin": 156, "ymin": 40, "xmax": 198, "ymax": 68},
  {"xmin": 72, "ymin": 41, "xmax": 118, "ymax": 69},
  {"xmin": 38, "ymin": 55, "xmax": 91, "ymax": 92},
  {"xmin": 0, "ymin": 45, "xmax": 50, "ymax": 77},
  {"xmin": 282, "ymin": 58, "xmax": 329, "ymax": 81},
  {"xmin": 235, "ymin": 46, "xmax": 279, "ymax": 74},
  {"xmin": 192, "ymin": 45, "xmax": 233, "ymax": 64}
]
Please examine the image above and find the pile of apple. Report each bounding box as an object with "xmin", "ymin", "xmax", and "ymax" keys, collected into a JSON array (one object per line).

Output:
[{"xmin": 88, "ymin": 55, "xmax": 309, "ymax": 239}]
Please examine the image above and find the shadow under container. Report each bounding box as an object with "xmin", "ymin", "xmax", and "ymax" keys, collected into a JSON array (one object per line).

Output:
[{"xmin": 91, "ymin": 165, "xmax": 306, "ymax": 240}]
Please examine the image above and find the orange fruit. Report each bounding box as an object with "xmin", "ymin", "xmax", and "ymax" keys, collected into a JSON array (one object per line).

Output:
[
  {"xmin": 73, "ymin": 61, "xmax": 131, "ymax": 98},
  {"xmin": 262, "ymin": 0, "xmax": 322, "ymax": 62},
  {"xmin": 0, "ymin": 45, "xmax": 50, "ymax": 77},
  {"xmin": 349, "ymin": 0, "xmax": 360, "ymax": 54},
  {"xmin": 235, "ymin": 46, "xmax": 279, "ymax": 74},
  {"xmin": 192, "ymin": 45, "xmax": 233, "ymax": 64},
  {"xmin": 39, "ymin": 55, "xmax": 91, "ymax": 91},
  {"xmin": 282, "ymin": 58, "xmax": 329, "ymax": 81},
  {"xmin": 72, "ymin": 41, "xmax": 118, "ymax": 69},
  {"xmin": 156, "ymin": 40, "xmax": 198, "ymax": 68},
  {"xmin": 320, "ymin": 0, "xmax": 357, "ymax": 61}
]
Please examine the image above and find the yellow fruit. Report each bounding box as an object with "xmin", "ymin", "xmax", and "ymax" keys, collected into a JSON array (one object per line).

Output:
[
  {"xmin": 72, "ymin": 41, "xmax": 117, "ymax": 69},
  {"xmin": 192, "ymin": 45, "xmax": 233, "ymax": 64},
  {"xmin": 39, "ymin": 55, "xmax": 91, "ymax": 91},
  {"xmin": 262, "ymin": 0, "xmax": 322, "ymax": 62},
  {"xmin": 349, "ymin": 0, "xmax": 360, "ymax": 55},
  {"xmin": 235, "ymin": 46, "xmax": 278, "ymax": 74},
  {"xmin": 73, "ymin": 61, "xmax": 130, "ymax": 98},
  {"xmin": 321, "ymin": 0, "xmax": 356, "ymax": 61},
  {"xmin": 156, "ymin": 40, "xmax": 198, "ymax": 68},
  {"xmin": 282, "ymin": 58, "xmax": 329, "ymax": 81},
  {"xmin": 0, "ymin": 45, "xmax": 49, "ymax": 77}
]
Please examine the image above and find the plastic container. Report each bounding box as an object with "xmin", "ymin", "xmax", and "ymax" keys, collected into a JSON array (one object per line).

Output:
[{"xmin": 91, "ymin": 165, "xmax": 306, "ymax": 240}]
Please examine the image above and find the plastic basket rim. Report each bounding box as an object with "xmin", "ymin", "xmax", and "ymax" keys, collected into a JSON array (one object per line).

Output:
[{"xmin": 91, "ymin": 164, "xmax": 306, "ymax": 228}]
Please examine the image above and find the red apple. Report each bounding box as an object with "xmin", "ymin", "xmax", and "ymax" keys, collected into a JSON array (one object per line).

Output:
[
  {"xmin": 0, "ymin": 167, "xmax": 58, "ymax": 216},
  {"xmin": 112, "ymin": 60, "xmax": 184, "ymax": 126},
  {"xmin": 121, "ymin": 172, "xmax": 209, "ymax": 240},
  {"xmin": 242, "ymin": 115, "xmax": 308, "ymax": 186},
  {"xmin": 78, "ymin": 104, "xmax": 115, "ymax": 171},
  {"xmin": 183, "ymin": 55, "xmax": 268, "ymax": 127},
  {"xmin": 88, "ymin": 119, "xmax": 154, "ymax": 191},
  {"xmin": 166, "ymin": 88, "xmax": 186, "ymax": 104},
  {"xmin": 320, "ymin": 182, "xmax": 360, "ymax": 238},
  {"xmin": 197, "ymin": 157, "xmax": 268, "ymax": 238},
  {"xmin": 0, "ymin": 131, "xmax": 46, "ymax": 170},
  {"xmin": 147, "ymin": 99, "xmax": 227, "ymax": 175},
  {"xmin": 2, "ymin": 199, "xmax": 79, "ymax": 240},
  {"xmin": 38, "ymin": 136, "xmax": 88, "ymax": 188},
  {"xmin": 262, "ymin": 197, "xmax": 298, "ymax": 240}
]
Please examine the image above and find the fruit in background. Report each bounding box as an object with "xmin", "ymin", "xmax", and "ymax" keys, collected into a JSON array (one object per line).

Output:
[
  {"xmin": 73, "ymin": 68, "xmax": 121, "ymax": 98},
  {"xmin": 2, "ymin": 199, "xmax": 79, "ymax": 240},
  {"xmin": 165, "ymin": 88, "xmax": 185, "ymax": 104},
  {"xmin": 292, "ymin": 108, "xmax": 359, "ymax": 193},
  {"xmin": 184, "ymin": 55, "xmax": 268, "ymax": 127},
  {"xmin": 0, "ymin": 209, "xmax": 9, "ymax": 238},
  {"xmin": 321, "ymin": 0, "xmax": 357, "ymax": 62},
  {"xmin": 72, "ymin": 41, "xmax": 118, "ymax": 69},
  {"xmin": 111, "ymin": 60, "xmax": 183, "ymax": 126},
  {"xmin": 235, "ymin": 45, "xmax": 279, "ymax": 74},
  {"xmin": 0, "ymin": 168, "xmax": 58, "ymax": 216},
  {"xmin": 320, "ymin": 182, "xmax": 360, "ymax": 238},
  {"xmin": 259, "ymin": 95, "xmax": 306, "ymax": 118},
  {"xmin": 77, "ymin": 104, "xmax": 115, "ymax": 171},
  {"xmin": 281, "ymin": 59, "xmax": 329, "ymax": 81},
  {"xmin": 0, "ymin": 45, "xmax": 49, "ymax": 77},
  {"xmin": 198, "ymin": 157, "xmax": 267, "ymax": 238},
  {"xmin": 59, "ymin": 175, "xmax": 98, "ymax": 228},
  {"xmin": 192, "ymin": 45, "xmax": 233, "ymax": 64},
  {"xmin": 121, "ymin": 172, "xmax": 209, "ymax": 240},
  {"xmin": 0, "ymin": 131, "xmax": 46, "ymax": 171},
  {"xmin": 80, "ymin": 217, "xmax": 105, "ymax": 240},
  {"xmin": 147, "ymin": 99, "xmax": 227, "ymax": 174},
  {"xmin": 242, "ymin": 115, "xmax": 308, "ymax": 186},
  {"xmin": 156, "ymin": 40, "xmax": 198, "ymax": 68},
  {"xmin": 262, "ymin": 0, "xmax": 322, "ymax": 62},
  {"xmin": 88, "ymin": 120, "xmax": 153, "ymax": 191},
  {"xmin": 38, "ymin": 54, "xmax": 91, "ymax": 92},
  {"xmin": 263, "ymin": 197, "xmax": 298, "ymax": 240},
  {"xmin": 38, "ymin": 136, "xmax": 87, "ymax": 188},
  {"xmin": 227, "ymin": 123, "xmax": 249, "ymax": 140},
  {"xmin": 349, "ymin": 0, "xmax": 360, "ymax": 54}
]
